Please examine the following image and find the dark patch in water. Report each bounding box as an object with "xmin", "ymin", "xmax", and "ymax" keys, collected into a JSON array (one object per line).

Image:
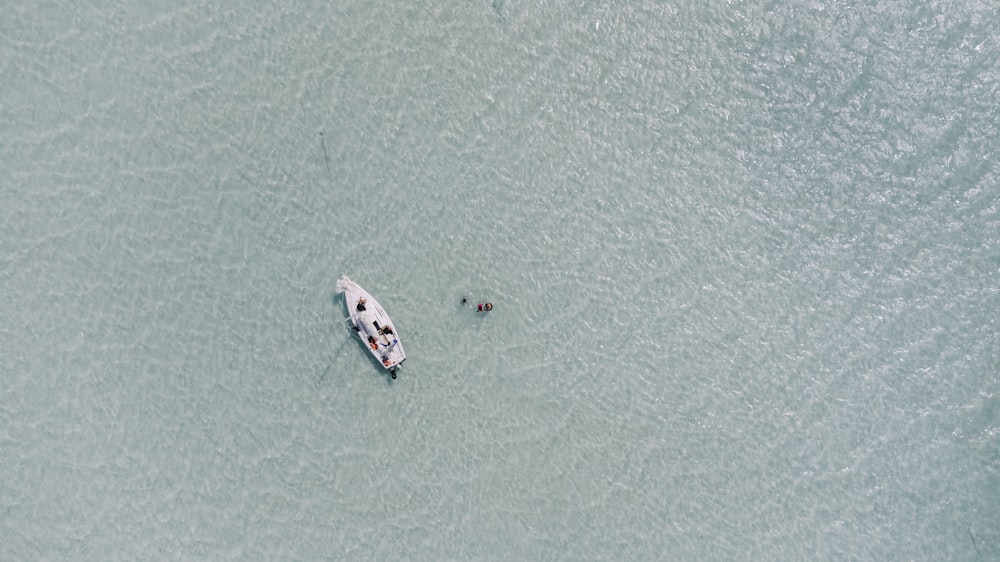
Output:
[{"xmin": 491, "ymin": 0, "xmax": 506, "ymax": 24}]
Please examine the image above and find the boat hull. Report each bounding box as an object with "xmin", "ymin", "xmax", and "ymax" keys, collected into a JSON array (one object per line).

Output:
[{"xmin": 336, "ymin": 276, "xmax": 406, "ymax": 376}]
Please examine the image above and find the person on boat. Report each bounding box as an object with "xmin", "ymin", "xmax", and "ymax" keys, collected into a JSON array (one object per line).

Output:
[
  {"xmin": 379, "ymin": 325, "xmax": 394, "ymax": 335},
  {"xmin": 368, "ymin": 335, "xmax": 378, "ymax": 350},
  {"xmin": 356, "ymin": 298, "xmax": 367, "ymax": 312}
]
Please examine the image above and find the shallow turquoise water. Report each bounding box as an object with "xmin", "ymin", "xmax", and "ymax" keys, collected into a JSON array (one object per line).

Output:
[{"xmin": 2, "ymin": 0, "xmax": 998, "ymax": 559}]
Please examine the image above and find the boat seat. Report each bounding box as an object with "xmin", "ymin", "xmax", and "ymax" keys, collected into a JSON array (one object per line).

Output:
[{"xmin": 358, "ymin": 312, "xmax": 379, "ymax": 339}]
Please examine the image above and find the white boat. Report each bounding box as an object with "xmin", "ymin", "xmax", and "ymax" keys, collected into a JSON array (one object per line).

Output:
[{"xmin": 335, "ymin": 275, "xmax": 406, "ymax": 379}]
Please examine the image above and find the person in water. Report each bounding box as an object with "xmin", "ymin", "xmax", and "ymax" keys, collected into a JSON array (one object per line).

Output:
[{"xmin": 464, "ymin": 297, "xmax": 493, "ymax": 312}]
